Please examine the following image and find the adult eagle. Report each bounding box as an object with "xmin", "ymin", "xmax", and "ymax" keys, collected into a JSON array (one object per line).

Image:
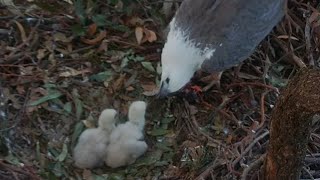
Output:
[{"xmin": 158, "ymin": 0, "xmax": 286, "ymax": 97}]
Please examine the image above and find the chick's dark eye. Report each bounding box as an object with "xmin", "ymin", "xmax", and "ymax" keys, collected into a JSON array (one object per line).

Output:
[{"xmin": 165, "ymin": 77, "xmax": 170, "ymax": 83}]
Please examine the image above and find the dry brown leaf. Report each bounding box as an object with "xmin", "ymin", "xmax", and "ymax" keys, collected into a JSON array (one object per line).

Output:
[
  {"xmin": 37, "ymin": 49, "xmax": 47, "ymax": 60},
  {"xmin": 163, "ymin": 165, "xmax": 182, "ymax": 178},
  {"xmin": 13, "ymin": 20, "xmax": 27, "ymax": 42},
  {"xmin": 19, "ymin": 66, "xmax": 35, "ymax": 75},
  {"xmin": 44, "ymin": 40, "xmax": 54, "ymax": 52},
  {"xmin": 144, "ymin": 28, "xmax": 157, "ymax": 43},
  {"xmin": 138, "ymin": 27, "xmax": 158, "ymax": 44},
  {"xmin": 113, "ymin": 73, "xmax": 126, "ymax": 91},
  {"xmin": 55, "ymin": 48, "xmax": 69, "ymax": 55},
  {"xmin": 114, "ymin": 0, "xmax": 123, "ymax": 11},
  {"xmin": 1, "ymin": 0, "xmax": 22, "ymax": 16},
  {"xmin": 82, "ymin": 119, "xmax": 96, "ymax": 128},
  {"xmin": 16, "ymin": 85, "xmax": 25, "ymax": 94},
  {"xmin": 277, "ymin": 35, "xmax": 299, "ymax": 41},
  {"xmin": 226, "ymin": 135, "xmax": 233, "ymax": 144},
  {"xmin": 122, "ymin": 16, "xmax": 144, "ymax": 27},
  {"xmin": 119, "ymin": 94, "xmax": 135, "ymax": 101},
  {"xmin": 48, "ymin": 53, "xmax": 56, "ymax": 66},
  {"xmin": 249, "ymin": 121, "xmax": 259, "ymax": 133},
  {"xmin": 59, "ymin": 67, "xmax": 92, "ymax": 77},
  {"xmin": 126, "ymin": 86, "xmax": 135, "ymax": 91},
  {"xmin": 97, "ymin": 39, "xmax": 109, "ymax": 53},
  {"xmin": 53, "ymin": 32, "xmax": 72, "ymax": 43},
  {"xmin": 162, "ymin": 2, "xmax": 175, "ymax": 19},
  {"xmin": 142, "ymin": 86, "xmax": 159, "ymax": 97},
  {"xmin": 26, "ymin": 88, "xmax": 48, "ymax": 114},
  {"xmin": 135, "ymin": 27, "xmax": 144, "ymax": 45},
  {"xmin": 189, "ymin": 105, "xmax": 198, "ymax": 115},
  {"xmin": 237, "ymin": 72, "xmax": 260, "ymax": 80},
  {"xmin": 309, "ymin": 11, "xmax": 320, "ymax": 23},
  {"xmin": 87, "ymin": 23, "xmax": 97, "ymax": 36},
  {"xmin": 62, "ymin": 0, "xmax": 73, "ymax": 4},
  {"xmin": 141, "ymin": 83, "xmax": 157, "ymax": 91},
  {"xmin": 81, "ymin": 31, "xmax": 107, "ymax": 45},
  {"xmin": 82, "ymin": 169, "xmax": 93, "ymax": 180}
]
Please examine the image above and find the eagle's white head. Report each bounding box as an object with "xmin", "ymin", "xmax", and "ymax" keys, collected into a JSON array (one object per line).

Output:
[{"xmin": 158, "ymin": 18, "xmax": 215, "ymax": 97}]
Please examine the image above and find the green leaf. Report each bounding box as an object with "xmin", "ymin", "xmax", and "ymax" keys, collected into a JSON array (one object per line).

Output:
[
  {"xmin": 161, "ymin": 117, "xmax": 174, "ymax": 124},
  {"xmin": 75, "ymin": 98, "xmax": 83, "ymax": 120},
  {"xmin": 268, "ymin": 75, "xmax": 288, "ymax": 88},
  {"xmin": 155, "ymin": 142, "xmax": 172, "ymax": 152},
  {"xmin": 134, "ymin": 150, "xmax": 163, "ymax": 166},
  {"xmin": 108, "ymin": 0, "xmax": 119, "ymax": 6},
  {"xmin": 36, "ymin": 141, "xmax": 41, "ymax": 162},
  {"xmin": 47, "ymin": 171, "xmax": 59, "ymax": 180},
  {"xmin": 5, "ymin": 153, "xmax": 21, "ymax": 166},
  {"xmin": 74, "ymin": 0, "xmax": 86, "ymax": 25},
  {"xmin": 107, "ymin": 174, "xmax": 125, "ymax": 180},
  {"xmin": 92, "ymin": 175, "xmax": 106, "ymax": 180},
  {"xmin": 141, "ymin": 62, "xmax": 155, "ymax": 72},
  {"xmin": 133, "ymin": 56, "xmax": 144, "ymax": 62},
  {"xmin": 92, "ymin": 174, "xmax": 124, "ymax": 180},
  {"xmin": 154, "ymin": 161, "xmax": 169, "ymax": 166},
  {"xmin": 89, "ymin": 71, "xmax": 114, "ymax": 82},
  {"xmin": 43, "ymin": 83, "xmax": 57, "ymax": 89},
  {"xmin": 29, "ymin": 91, "xmax": 63, "ymax": 106},
  {"xmin": 149, "ymin": 128, "xmax": 169, "ymax": 136},
  {"xmin": 51, "ymin": 162, "xmax": 63, "ymax": 177},
  {"xmin": 92, "ymin": 14, "xmax": 107, "ymax": 27},
  {"xmin": 57, "ymin": 143, "xmax": 68, "ymax": 162},
  {"xmin": 63, "ymin": 102, "xmax": 72, "ymax": 114},
  {"xmin": 120, "ymin": 57, "xmax": 130, "ymax": 68},
  {"xmin": 71, "ymin": 89, "xmax": 83, "ymax": 120},
  {"xmin": 111, "ymin": 24, "xmax": 130, "ymax": 32},
  {"xmin": 163, "ymin": 151, "xmax": 175, "ymax": 161},
  {"xmin": 156, "ymin": 62, "xmax": 162, "ymax": 75},
  {"xmin": 71, "ymin": 24, "xmax": 86, "ymax": 36},
  {"xmin": 71, "ymin": 121, "xmax": 84, "ymax": 148}
]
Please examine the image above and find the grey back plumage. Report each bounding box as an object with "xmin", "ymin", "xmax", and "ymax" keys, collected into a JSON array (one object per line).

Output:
[{"xmin": 174, "ymin": 0, "xmax": 285, "ymax": 72}]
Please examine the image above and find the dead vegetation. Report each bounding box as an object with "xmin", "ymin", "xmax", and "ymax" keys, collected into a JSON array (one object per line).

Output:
[{"xmin": 0, "ymin": 0, "xmax": 320, "ymax": 179}]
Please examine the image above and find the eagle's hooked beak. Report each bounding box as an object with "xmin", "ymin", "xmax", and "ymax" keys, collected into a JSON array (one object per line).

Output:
[{"xmin": 157, "ymin": 83, "xmax": 170, "ymax": 98}]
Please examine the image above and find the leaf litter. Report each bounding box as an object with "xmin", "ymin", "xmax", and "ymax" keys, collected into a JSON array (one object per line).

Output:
[{"xmin": 0, "ymin": 0, "xmax": 320, "ymax": 179}]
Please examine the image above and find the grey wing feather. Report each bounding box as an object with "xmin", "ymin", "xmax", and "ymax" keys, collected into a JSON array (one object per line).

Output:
[{"xmin": 175, "ymin": 0, "xmax": 285, "ymax": 72}]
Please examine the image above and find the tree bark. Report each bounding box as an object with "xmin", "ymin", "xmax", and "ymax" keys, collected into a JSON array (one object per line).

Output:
[{"xmin": 265, "ymin": 68, "xmax": 320, "ymax": 180}]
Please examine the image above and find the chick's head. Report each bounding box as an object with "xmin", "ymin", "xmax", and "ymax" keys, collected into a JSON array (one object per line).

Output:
[
  {"xmin": 128, "ymin": 101, "xmax": 147, "ymax": 128},
  {"xmin": 98, "ymin": 109, "xmax": 117, "ymax": 131}
]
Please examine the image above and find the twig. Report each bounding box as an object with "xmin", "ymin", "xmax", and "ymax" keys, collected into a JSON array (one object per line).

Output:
[
  {"xmin": 0, "ymin": 86, "xmax": 7, "ymax": 123},
  {"xmin": 292, "ymin": 54, "xmax": 307, "ymax": 68},
  {"xmin": 257, "ymin": 91, "xmax": 270, "ymax": 130},
  {"xmin": 208, "ymin": 95, "xmax": 231, "ymax": 123},
  {"xmin": 305, "ymin": 157, "xmax": 320, "ymax": 164},
  {"xmin": 0, "ymin": 160, "xmax": 40, "ymax": 180},
  {"xmin": 6, "ymin": 17, "xmax": 42, "ymax": 59},
  {"xmin": 227, "ymin": 82, "xmax": 279, "ymax": 93},
  {"xmin": 0, "ymin": 89, "xmax": 30, "ymax": 132},
  {"xmin": 232, "ymin": 131, "xmax": 269, "ymax": 167},
  {"xmin": 304, "ymin": 5, "xmax": 314, "ymax": 66},
  {"xmin": 241, "ymin": 153, "xmax": 266, "ymax": 180},
  {"xmin": 195, "ymin": 159, "xmax": 225, "ymax": 180},
  {"xmin": 110, "ymin": 36, "xmax": 146, "ymax": 50},
  {"xmin": 274, "ymin": 38, "xmax": 307, "ymax": 68},
  {"xmin": 302, "ymin": 166, "xmax": 315, "ymax": 180}
]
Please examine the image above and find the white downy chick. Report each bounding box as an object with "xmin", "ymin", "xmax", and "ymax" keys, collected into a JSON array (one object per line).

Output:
[
  {"xmin": 105, "ymin": 101, "xmax": 148, "ymax": 168},
  {"xmin": 73, "ymin": 109, "xmax": 117, "ymax": 169}
]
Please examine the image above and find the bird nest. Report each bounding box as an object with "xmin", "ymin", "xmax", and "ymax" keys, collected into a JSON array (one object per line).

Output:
[{"xmin": 0, "ymin": 0, "xmax": 319, "ymax": 179}]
